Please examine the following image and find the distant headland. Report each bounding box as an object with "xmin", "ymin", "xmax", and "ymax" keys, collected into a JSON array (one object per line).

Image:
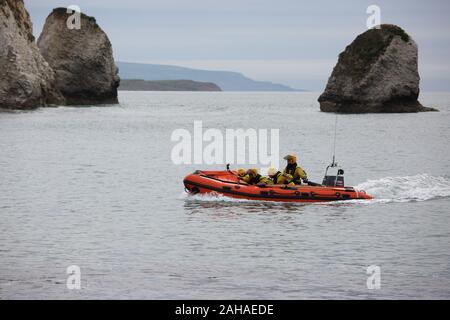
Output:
[
  {"xmin": 116, "ymin": 62, "xmax": 301, "ymax": 92},
  {"xmin": 119, "ymin": 79, "xmax": 221, "ymax": 92}
]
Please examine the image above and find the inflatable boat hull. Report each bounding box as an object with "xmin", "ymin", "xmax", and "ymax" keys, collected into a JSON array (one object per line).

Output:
[{"xmin": 184, "ymin": 170, "xmax": 373, "ymax": 203}]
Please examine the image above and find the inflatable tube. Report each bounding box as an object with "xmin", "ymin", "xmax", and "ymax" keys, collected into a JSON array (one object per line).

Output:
[{"xmin": 183, "ymin": 170, "xmax": 373, "ymax": 202}]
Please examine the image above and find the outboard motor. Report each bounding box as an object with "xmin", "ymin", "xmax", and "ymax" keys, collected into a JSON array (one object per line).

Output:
[{"xmin": 322, "ymin": 162, "xmax": 345, "ymax": 187}]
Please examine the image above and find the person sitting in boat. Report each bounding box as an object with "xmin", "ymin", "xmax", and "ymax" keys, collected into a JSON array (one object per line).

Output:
[
  {"xmin": 267, "ymin": 167, "xmax": 294, "ymax": 186},
  {"xmin": 236, "ymin": 168, "xmax": 250, "ymax": 182},
  {"xmin": 245, "ymin": 168, "xmax": 272, "ymax": 186},
  {"xmin": 237, "ymin": 168, "xmax": 247, "ymax": 178},
  {"xmin": 282, "ymin": 153, "xmax": 308, "ymax": 185}
]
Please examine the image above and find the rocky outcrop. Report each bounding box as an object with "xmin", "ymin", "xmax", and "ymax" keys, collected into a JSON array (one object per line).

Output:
[
  {"xmin": 38, "ymin": 8, "xmax": 120, "ymax": 105},
  {"xmin": 319, "ymin": 24, "xmax": 437, "ymax": 113},
  {"xmin": 0, "ymin": 0, "xmax": 65, "ymax": 110}
]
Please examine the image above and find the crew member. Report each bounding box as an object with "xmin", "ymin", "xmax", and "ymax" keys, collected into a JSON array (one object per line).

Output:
[
  {"xmin": 237, "ymin": 168, "xmax": 247, "ymax": 178},
  {"xmin": 282, "ymin": 153, "xmax": 308, "ymax": 185},
  {"xmin": 245, "ymin": 168, "xmax": 272, "ymax": 186},
  {"xmin": 236, "ymin": 168, "xmax": 250, "ymax": 183},
  {"xmin": 267, "ymin": 167, "xmax": 294, "ymax": 186}
]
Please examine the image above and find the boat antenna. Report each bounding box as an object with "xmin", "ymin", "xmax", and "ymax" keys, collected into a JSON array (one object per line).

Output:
[{"xmin": 331, "ymin": 113, "xmax": 338, "ymax": 167}]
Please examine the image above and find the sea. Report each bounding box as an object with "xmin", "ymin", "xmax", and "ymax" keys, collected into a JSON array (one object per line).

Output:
[{"xmin": 1, "ymin": 92, "xmax": 449, "ymax": 299}]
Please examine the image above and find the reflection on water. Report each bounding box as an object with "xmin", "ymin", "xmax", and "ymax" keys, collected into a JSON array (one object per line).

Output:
[{"xmin": 183, "ymin": 197, "xmax": 308, "ymax": 215}]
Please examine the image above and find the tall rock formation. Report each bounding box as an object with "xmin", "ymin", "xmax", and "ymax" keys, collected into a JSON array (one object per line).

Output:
[
  {"xmin": 0, "ymin": 0, "xmax": 64, "ymax": 110},
  {"xmin": 319, "ymin": 24, "xmax": 436, "ymax": 113},
  {"xmin": 38, "ymin": 8, "xmax": 120, "ymax": 105}
]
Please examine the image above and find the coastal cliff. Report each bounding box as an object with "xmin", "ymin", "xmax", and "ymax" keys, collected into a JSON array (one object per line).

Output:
[
  {"xmin": 38, "ymin": 8, "xmax": 120, "ymax": 105},
  {"xmin": 0, "ymin": 0, "xmax": 64, "ymax": 110},
  {"xmin": 319, "ymin": 24, "xmax": 437, "ymax": 113}
]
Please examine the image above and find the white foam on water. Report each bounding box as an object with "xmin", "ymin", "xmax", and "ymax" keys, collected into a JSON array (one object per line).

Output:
[
  {"xmin": 356, "ymin": 174, "xmax": 450, "ymax": 203},
  {"xmin": 180, "ymin": 191, "xmax": 256, "ymax": 203}
]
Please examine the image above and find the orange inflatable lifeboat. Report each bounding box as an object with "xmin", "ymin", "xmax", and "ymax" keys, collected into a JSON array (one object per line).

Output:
[{"xmin": 183, "ymin": 165, "xmax": 373, "ymax": 203}]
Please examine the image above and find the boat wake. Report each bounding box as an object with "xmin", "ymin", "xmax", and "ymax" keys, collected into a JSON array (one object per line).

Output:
[
  {"xmin": 356, "ymin": 173, "xmax": 450, "ymax": 203},
  {"xmin": 181, "ymin": 192, "xmax": 254, "ymax": 203}
]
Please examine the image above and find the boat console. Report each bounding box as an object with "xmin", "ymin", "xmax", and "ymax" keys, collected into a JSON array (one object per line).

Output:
[{"xmin": 322, "ymin": 162, "xmax": 345, "ymax": 187}]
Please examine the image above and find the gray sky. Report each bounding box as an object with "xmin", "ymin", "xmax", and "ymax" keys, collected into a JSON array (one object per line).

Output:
[{"xmin": 25, "ymin": 0, "xmax": 450, "ymax": 91}]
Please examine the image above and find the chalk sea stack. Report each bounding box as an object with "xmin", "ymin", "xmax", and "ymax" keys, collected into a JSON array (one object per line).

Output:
[
  {"xmin": 38, "ymin": 8, "xmax": 120, "ymax": 105},
  {"xmin": 319, "ymin": 24, "xmax": 437, "ymax": 113},
  {"xmin": 0, "ymin": 0, "xmax": 64, "ymax": 110}
]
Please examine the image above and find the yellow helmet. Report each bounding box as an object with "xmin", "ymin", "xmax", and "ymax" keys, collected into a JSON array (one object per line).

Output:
[
  {"xmin": 246, "ymin": 168, "xmax": 258, "ymax": 176},
  {"xmin": 283, "ymin": 153, "xmax": 297, "ymax": 163},
  {"xmin": 237, "ymin": 168, "xmax": 246, "ymax": 177}
]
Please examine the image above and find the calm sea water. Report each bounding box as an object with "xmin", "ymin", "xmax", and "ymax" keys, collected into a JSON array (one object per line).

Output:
[{"xmin": 1, "ymin": 92, "xmax": 450, "ymax": 299}]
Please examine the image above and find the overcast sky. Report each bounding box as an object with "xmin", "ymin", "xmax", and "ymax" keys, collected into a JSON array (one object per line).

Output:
[{"xmin": 25, "ymin": 0, "xmax": 450, "ymax": 91}]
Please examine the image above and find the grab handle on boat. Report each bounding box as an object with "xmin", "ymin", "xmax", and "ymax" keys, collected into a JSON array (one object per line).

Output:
[{"xmin": 257, "ymin": 183, "xmax": 268, "ymax": 188}]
